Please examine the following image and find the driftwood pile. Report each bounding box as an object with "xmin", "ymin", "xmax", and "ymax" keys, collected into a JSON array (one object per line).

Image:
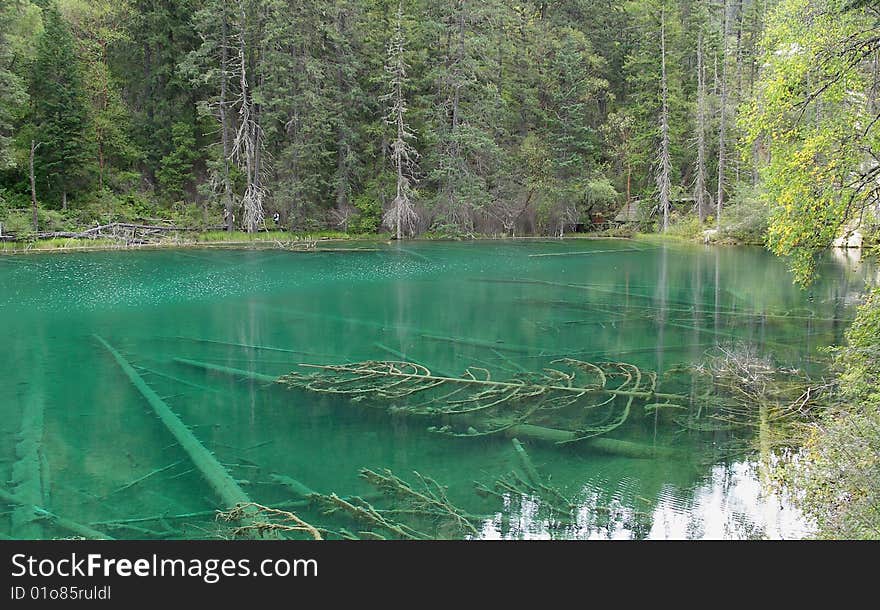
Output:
[{"xmin": 0, "ymin": 223, "xmax": 224, "ymax": 244}]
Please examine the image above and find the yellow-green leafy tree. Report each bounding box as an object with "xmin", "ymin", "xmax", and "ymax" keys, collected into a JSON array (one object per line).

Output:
[{"xmin": 741, "ymin": 0, "xmax": 879, "ymax": 285}]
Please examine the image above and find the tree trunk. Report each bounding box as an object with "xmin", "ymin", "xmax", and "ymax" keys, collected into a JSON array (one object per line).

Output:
[
  {"xmin": 695, "ymin": 31, "xmax": 709, "ymax": 222},
  {"xmin": 235, "ymin": 0, "xmax": 264, "ymax": 234},
  {"xmin": 657, "ymin": 10, "xmax": 672, "ymax": 232},
  {"xmin": 62, "ymin": 191, "xmax": 67, "ymax": 211},
  {"xmin": 30, "ymin": 140, "xmax": 39, "ymax": 231},
  {"xmin": 717, "ymin": 0, "xmax": 731, "ymax": 230},
  {"xmin": 98, "ymin": 39, "xmax": 108, "ymax": 191},
  {"xmin": 626, "ymin": 163, "xmax": 631, "ymax": 205},
  {"xmin": 220, "ymin": 8, "xmax": 234, "ymax": 232},
  {"xmin": 335, "ymin": 8, "xmax": 350, "ymax": 216}
]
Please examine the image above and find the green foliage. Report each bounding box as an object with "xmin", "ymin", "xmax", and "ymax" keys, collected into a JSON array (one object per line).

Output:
[
  {"xmin": 583, "ymin": 177, "xmax": 619, "ymax": 214},
  {"xmin": 350, "ymin": 192, "xmax": 382, "ymax": 234},
  {"xmin": 117, "ymin": 0, "xmax": 205, "ymax": 186},
  {"xmin": 0, "ymin": 210, "xmax": 34, "ymax": 234},
  {"xmin": 0, "ymin": 205, "xmax": 69, "ymax": 235},
  {"xmin": 595, "ymin": 224, "xmax": 637, "ymax": 239},
  {"xmin": 621, "ymin": 0, "xmax": 690, "ymax": 200},
  {"xmin": 791, "ymin": 289, "xmax": 880, "ymax": 539},
  {"xmin": 665, "ymin": 215, "xmax": 706, "ymax": 240},
  {"xmin": 0, "ymin": 0, "xmax": 41, "ymax": 168},
  {"xmin": 29, "ymin": 3, "xmax": 93, "ymax": 207},
  {"xmin": 720, "ymin": 185, "xmax": 770, "ymax": 244},
  {"xmin": 0, "ymin": 0, "xmax": 780, "ymax": 238},
  {"xmin": 156, "ymin": 122, "xmax": 199, "ymax": 203},
  {"xmin": 740, "ymin": 0, "xmax": 877, "ymax": 285}
]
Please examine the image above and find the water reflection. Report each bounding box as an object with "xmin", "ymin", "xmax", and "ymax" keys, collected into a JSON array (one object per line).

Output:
[{"xmin": 477, "ymin": 460, "xmax": 809, "ymax": 540}]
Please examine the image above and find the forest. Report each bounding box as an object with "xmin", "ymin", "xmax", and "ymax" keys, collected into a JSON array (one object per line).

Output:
[
  {"xmin": 1, "ymin": 0, "xmax": 879, "ymax": 540},
  {"xmin": 0, "ymin": 0, "xmax": 864, "ymax": 244}
]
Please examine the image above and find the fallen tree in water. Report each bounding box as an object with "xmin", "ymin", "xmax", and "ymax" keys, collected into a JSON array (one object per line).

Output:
[
  {"xmin": 96, "ymin": 336, "xmax": 276, "ymax": 538},
  {"xmin": 670, "ymin": 345, "xmax": 833, "ymax": 437},
  {"xmin": 176, "ymin": 356, "xmax": 682, "ymax": 458},
  {"xmin": 174, "ymin": 340, "xmax": 832, "ymax": 463},
  {"xmin": 218, "ymin": 467, "xmax": 482, "ymax": 540},
  {"xmin": 217, "ymin": 503, "xmax": 323, "ymax": 540},
  {"xmin": 280, "ymin": 359, "xmax": 687, "ymax": 450}
]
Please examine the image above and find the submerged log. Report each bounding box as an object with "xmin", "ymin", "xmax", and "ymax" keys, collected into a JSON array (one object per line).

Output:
[
  {"xmin": 172, "ymin": 336, "xmax": 332, "ymax": 359},
  {"xmin": 95, "ymin": 337, "xmax": 255, "ymax": 511},
  {"xmin": 503, "ymin": 424, "xmax": 676, "ymax": 459},
  {"xmin": 173, "ymin": 357, "xmax": 277, "ymax": 383},
  {"xmin": 10, "ymin": 386, "xmax": 45, "ymax": 538},
  {"xmin": 511, "ymin": 438, "xmax": 542, "ymax": 487},
  {"xmin": 0, "ymin": 487, "xmax": 112, "ymax": 539},
  {"xmin": 98, "ymin": 337, "xmax": 285, "ymax": 538},
  {"xmin": 268, "ymin": 474, "xmax": 317, "ymax": 500}
]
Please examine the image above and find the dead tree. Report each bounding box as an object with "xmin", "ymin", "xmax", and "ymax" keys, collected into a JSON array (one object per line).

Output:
[
  {"xmin": 381, "ymin": 1, "xmax": 419, "ymax": 239},
  {"xmin": 220, "ymin": 6, "xmax": 235, "ymax": 232},
  {"xmin": 230, "ymin": 0, "xmax": 265, "ymax": 234},
  {"xmin": 657, "ymin": 8, "xmax": 672, "ymax": 232}
]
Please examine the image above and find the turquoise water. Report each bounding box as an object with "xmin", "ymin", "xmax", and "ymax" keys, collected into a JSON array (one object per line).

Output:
[{"xmin": 0, "ymin": 239, "xmax": 873, "ymax": 539}]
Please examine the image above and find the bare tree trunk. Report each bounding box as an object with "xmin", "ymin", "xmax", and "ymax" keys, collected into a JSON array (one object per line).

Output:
[
  {"xmin": 62, "ymin": 191, "xmax": 67, "ymax": 212},
  {"xmin": 657, "ymin": 9, "xmax": 672, "ymax": 232},
  {"xmin": 382, "ymin": 1, "xmax": 419, "ymax": 239},
  {"xmin": 444, "ymin": 1, "xmax": 466, "ymax": 228},
  {"xmin": 626, "ymin": 163, "xmax": 631, "ymax": 205},
  {"xmin": 220, "ymin": 8, "xmax": 234, "ymax": 232},
  {"xmin": 233, "ymin": 0, "xmax": 265, "ymax": 234},
  {"xmin": 335, "ymin": 8, "xmax": 350, "ymax": 217},
  {"xmin": 871, "ymin": 49, "xmax": 879, "ymax": 116},
  {"xmin": 396, "ymin": 143, "xmax": 403, "ymax": 240},
  {"xmin": 97, "ymin": 39, "xmax": 108, "ymax": 191},
  {"xmin": 695, "ymin": 30, "xmax": 709, "ymax": 222},
  {"xmin": 30, "ymin": 140, "xmax": 39, "ymax": 231},
  {"xmin": 252, "ymin": 6, "xmax": 265, "ymax": 212},
  {"xmin": 717, "ymin": 0, "xmax": 731, "ymax": 230},
  {"xmin": 97, "ymin": 141, "xmax": 105, "ymax": 191}
]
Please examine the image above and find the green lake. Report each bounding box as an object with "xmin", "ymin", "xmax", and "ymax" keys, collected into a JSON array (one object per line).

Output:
[{"xmin": 0, "ymin": 239, "xmax": 874, "ymax": 539}]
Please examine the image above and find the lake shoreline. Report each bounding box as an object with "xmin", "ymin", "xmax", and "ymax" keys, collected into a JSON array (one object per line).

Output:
[{"xmin": 0, "ymin": 231, "xmax": 653, "ymax": 256}]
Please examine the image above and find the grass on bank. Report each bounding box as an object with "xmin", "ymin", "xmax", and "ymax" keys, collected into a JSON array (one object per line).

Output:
[{"xmin": 0, "ymin": 230, "xmax": 395, "ymax": 253}]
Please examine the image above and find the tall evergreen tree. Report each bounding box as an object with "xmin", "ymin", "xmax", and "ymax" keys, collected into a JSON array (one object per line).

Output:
[
  {"xmin": 29, "ymin": 3, "xmax": 92, "ymax": 209},
  {"xmin": 119, "ymin": 0, "xmax": 205, "ymax": 199}
]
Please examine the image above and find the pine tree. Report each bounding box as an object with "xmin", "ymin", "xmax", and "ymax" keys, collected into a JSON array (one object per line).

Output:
[
  {"xmin": 29, "ymin": 4, "xmax": 92, "ymax": 209},
  {"xmin": 156, "ymin": 122, "xmax": 199, "ymax": 202},
  {"xmin": 121, "ymin": 0, "xmax": 205, "ymax": 198}
]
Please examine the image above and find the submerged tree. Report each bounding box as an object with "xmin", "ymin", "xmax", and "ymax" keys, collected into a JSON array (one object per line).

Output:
[{"xmin": 381, "ymin": 1, "xmax": 419, "ymax": 239}]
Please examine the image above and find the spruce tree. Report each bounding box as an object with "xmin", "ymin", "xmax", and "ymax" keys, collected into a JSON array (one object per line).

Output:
[{"xmin": 29, "ymin": 3, "xmax": 91, "ymax": 209}]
